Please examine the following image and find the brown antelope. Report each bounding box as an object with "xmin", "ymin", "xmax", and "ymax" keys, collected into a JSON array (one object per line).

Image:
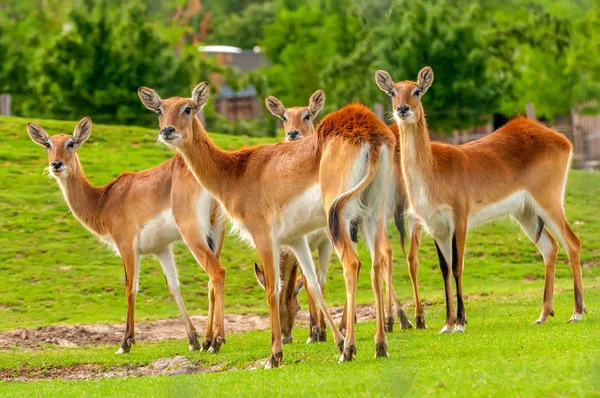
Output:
[
  {"xmin": 26, "ymin": 118, "xmax": 228, "ymax": 354},
  {"xmin": 375, "ymin": 66, "xmax": 586, "ymax": 333},
  {"xmin": 262, "ymin": 91, "xmax": 425, "ymax": 336},
  {"xmin": 138, "ymin": 83, "xmax": 395, "ymax": 367}
]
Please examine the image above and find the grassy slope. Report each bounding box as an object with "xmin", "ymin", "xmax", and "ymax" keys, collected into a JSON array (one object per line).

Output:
[
  {"xmin": 1, "ymin": 115, "xmax": 598, "ymax": 331},
  {"xmin": 0, "ymin": 115, "xmax": 599, "ymax": 396}
]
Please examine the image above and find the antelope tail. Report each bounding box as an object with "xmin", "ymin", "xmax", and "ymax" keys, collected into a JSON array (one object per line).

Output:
[{"xmin": 328, "ymin": 146, "xmax": 382, "ymax": 244}]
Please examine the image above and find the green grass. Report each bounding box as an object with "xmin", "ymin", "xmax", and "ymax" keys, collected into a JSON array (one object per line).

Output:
[
  {"xmin": 1, "ymin": 291, "xmax": 598, "ymax": 397},
  {"xmin": 1, "ymin": 115, "xmax": 599, "ymax": 396}
]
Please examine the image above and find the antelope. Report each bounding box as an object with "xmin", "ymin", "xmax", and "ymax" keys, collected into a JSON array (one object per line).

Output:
[
  {"xmin": 138, "ymin": 82, "xmax": 395, "ymax": 367},
  {"xmin": 375, "ymin": 66, "xmax": 586, "ymax": 333},
  {"xmin": 256, "ymin": 89, "xmax": 332, "ymax": 344},
  {"xmin": 26, "ymin": 118, "xmax": 228, "ymax": 354},
  {"xmin": 262, "ymin": 91, "xmax": 425, "ymax": 337}
]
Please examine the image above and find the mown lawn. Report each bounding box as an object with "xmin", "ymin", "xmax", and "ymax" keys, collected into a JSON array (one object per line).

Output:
[
  {"xmin": 0, "ymin": 115, "xmax": 599, "ymax": 396},
  {"xmin": 1, "ymin": 289, "xmax": 598, "ymax": 397}
]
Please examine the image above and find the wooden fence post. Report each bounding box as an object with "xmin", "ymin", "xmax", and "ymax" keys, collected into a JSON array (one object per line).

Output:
[
  {"xmin": 0, "ymin": 94, "xmax": 11, "ymax": 116},
  {"xmin": 525, "ymin": 103, "xmax": 536, "ymax": 120},
  {"xmin": 373, "ymin": 103, "xmax": 384, "ymax": 121}
]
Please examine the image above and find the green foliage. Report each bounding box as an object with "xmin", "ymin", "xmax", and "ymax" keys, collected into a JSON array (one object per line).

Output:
[
  {"xmin": 23, "ymin": 1, "xmax": 215, "ymax": 125},
  {"xmin": 206, "ymin": 2, "xmax": 276, "ymax": 49}
]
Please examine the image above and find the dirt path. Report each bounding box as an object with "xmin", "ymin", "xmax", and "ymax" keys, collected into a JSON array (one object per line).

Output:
[{"xmin": 0, "ymin": 304, "xmax": 376, "ymax": 349}]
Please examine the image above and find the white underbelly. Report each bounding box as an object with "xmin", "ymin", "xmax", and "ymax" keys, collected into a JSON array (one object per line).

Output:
[
  {"xmin": 278, "ymin": 185, "xmax": 327, "ymax": 244},
  {"xmin": 137, "ymin": 210, "xmax": 181, "ymax": 254},
  {"xmin": 468, "ymin": 191, "xmax": 530, "ymax": 229}
]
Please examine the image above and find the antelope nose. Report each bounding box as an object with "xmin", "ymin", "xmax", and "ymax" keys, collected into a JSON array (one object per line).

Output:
[
  {"xmin": 396, "ymin": 104, "xmax": 410, "ymax": 114},
  {"xmin": 287, "ymin": 130, "xmax": 300, "ymax": 140},
  {"xmin": 51, "ymin": 161, "xmax": 64, "ymax": 169},
  {"xmin": 161, "ymin": 126, "xmax": 176, "ymax": 137}
]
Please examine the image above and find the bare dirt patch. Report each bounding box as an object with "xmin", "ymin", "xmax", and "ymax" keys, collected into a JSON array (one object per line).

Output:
[
  {"xmin": 1, "ymin": 356, "xmax": 223, "ymax": 381},
  {"xmin": 0, "ymin": 304, "xmax": 376, "ymax": 350}
]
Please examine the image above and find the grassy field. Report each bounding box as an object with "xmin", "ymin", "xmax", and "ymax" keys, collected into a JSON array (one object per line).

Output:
[{"xmin": 1, "ymin": 115, "xmax": 599, "ymax": 396}]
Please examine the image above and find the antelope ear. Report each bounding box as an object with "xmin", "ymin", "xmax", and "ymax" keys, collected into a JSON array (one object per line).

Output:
[
  {"xmin": 265, "ymin": 96, "xmax": 286, "ymax": 118},
  {"xmin": 375, "ymin": 70, "xmax": 396, "ymax": 96},
  {"xmin": 308, "ymin": 90, "xmax": 325, "ymax": 116},
  {"xmin": 138, "ymin": 87, "xmax": 162, "ymax": 111},
  {"xmin": 417, "ymin": 66, "xmax": 434, "ymax": 93},
  {"xmin": 191, "ymin": 82, "xmax": 210, "ymax": 109},
  {"xmin": 294, "ymin": 277, "xmax": 304, "ymax": 295},
  {"xmin": 254, "ymin": 263, "xmax": 266, "ymax": 290},
  {"xmin": 27, "ymin": 122, "xmax": 50, "ymax": 147},
  {"xmin": 73, "ymin": 117, "xmax": 92, "ymax": 147}
]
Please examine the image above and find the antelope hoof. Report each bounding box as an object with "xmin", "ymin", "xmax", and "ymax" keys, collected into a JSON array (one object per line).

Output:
[
  {"xmin": 398, "ymin": 309, "xmax": 413, "ymax": 330},
  {"xmin": 439, "ymin": 325, "xmax": 453, "ymax": 334},
  {"xmin": 318, "ymin": 329, "xmax": 327, "ymax": 342},
  {"xmin": 307, "ymin": 326, "xmax": 320, "ymax": 344},
  {"xmin": 201, "ymin": 338, "xmax": 212, "ymax": 351},
  {"xmin": 453, "ymin": 324, "xmax": 465, "ymax": 333},
  {"xmin": 385, "ymin": 316, "xmax": 394, "ymax": 333},
  {"xmin": 339, "ymin": 345, "xmax": 357, "ymax": 363},
  {"xmin": 189, "ymin": 331, "xmax": 201, "ymax": 351},
  {"xmin": 282, "ymin": 334, "xmax": 293, "ymax": 345},
  {"xmin": 265, "ymin": 351, "xmax": 283, "ymax": 369},
  {"xmin": 375, "ymin": 342, "xmax": 388, "ymax": 358},
  {"xmin": 337, "ymin": 340, "xmax": 345, "ymax": 354},
  {"xmin": 533, "ymin": 318, "xmax": 546, "ymax": 325},
  {"xmin": 116, "ymin": 337, "xmax": 134, "ymax": 355},
  {"xmin": 208, "ymin": 336, "xmax": 225, "ymax": 353},
  {"xmin": 415, "ymin": 315, "xmax": 427, "ymax": 329},
  {"xmin": 567, "ymin": 313, "xmax": 583, "ymax": 323}
]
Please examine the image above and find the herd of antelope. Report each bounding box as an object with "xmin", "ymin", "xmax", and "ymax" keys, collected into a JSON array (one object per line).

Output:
[{"xmin": 27, "ymin": 67, "xmax": 586, "ymax": 368}]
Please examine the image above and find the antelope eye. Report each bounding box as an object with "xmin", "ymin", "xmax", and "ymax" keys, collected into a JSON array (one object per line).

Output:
[
  {"xmin": 413, "ymin": 89, "xmax": 422, "ymax": 96},
  {"xmin": 44, "ymin": 143, "xmax": 51, "ymax": 149},
  {"xmin": 303, "ymin": 114, "xmax": 311, "ymax": 121},
  {"xmin": 156, "ymin": 108, "xmax": 162, "ymax": 115},
  {"xmin": 67, "ymin": 141, "xmax": 75, "ymax": 148},
  {"xmin": 184, "ymin": 107, "xmax": 191, "ymax": 115}
]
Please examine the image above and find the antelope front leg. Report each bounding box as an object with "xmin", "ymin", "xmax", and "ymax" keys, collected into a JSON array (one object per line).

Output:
[
  {"xmin": 452, "ymin": 221, "xmax": 468, "ymax": 332},
  {"xmin": 434, "ymin": 236, "xmax": 456, "ymax": 334},
  {"xmin": 256, "ymin": 241, "xmax": 284, "ymax": 369},
  {"xmin": 407, "ymin": 220, "xmax": 426, "ymax": 329},
  {"xmin": 289, "ymin": 238, "xmax": 345, "ymax": 357},
  {"xmin": 116, "ymin": 244, "xmax": 139, "ymax": 354},
  {"xmin": 303, "ymin": 274, "xmax": 321, "ymax": 344},
  {"xmin": 316, "ymin": 241, "xmax": 332, "ymax": 342},
  {"xmin": 380, "ymin": 231, "xmax": 412, "ymax": 331},
  {"xmin": 155, "ymin": 247, "xmax": 201, "ymax": 350}
]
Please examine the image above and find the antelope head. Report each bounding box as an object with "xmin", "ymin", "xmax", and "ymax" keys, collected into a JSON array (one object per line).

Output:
[
  {"xmin": 265, "ymin": 90, "xmax": 325, "ymax": 142},
  {"xmin": 375, "ymin": 66, "xmax": 434, "ymax": 126},
  {"xmin": 27, "ymin": 117, "xmax": 92, "ymax": 179},
  {"xmin": 138, "ymin": 82, "xmax": 210, "ymax": 148}
]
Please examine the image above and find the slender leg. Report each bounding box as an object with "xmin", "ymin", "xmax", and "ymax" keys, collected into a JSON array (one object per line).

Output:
[
  {"xmin": 303, "ymin": 271, "xmax": 321, "ymax": 344},
  {"xmin": 339, "ymin": 239, "xmax": 359, "ymax": 337},
  {"xmin": 406, "ymin": 218, "xmax": 426, "ymax": 329},
  {"xmin": 511, "ymin": 209, "xmax": 559, "ymax": 324},
  {"xmin": 533, "ymin": 199, "xmax": 585, "ymax": 322},
  {"xmin": 178, "ymin": 224, "xmax": 227, "ymax": 353},
  {"xmin": 278, "ymin": 252, "xmax": 299, "ymax": 344},
  {"xmin": 255, "ymin": 237, "xmax": 284, "ymax": 369},
  {"xmin": 115, "ymin": 243, "xmax": 139, "ymax": 354},
  {"xmin": 380, "ymin": 232, "xmax": 413, "ymax": 331},
  {"xmin": 434, "ymin": 235, "xmax": 456, "ymax": 334},
  {"xmin": 289, "ymin": 237, "xmax": 345, "ymax": 355},
  {"xmin": 155, "ymin": 246, "xmax": 200, "ymax": 350},
  {"xmin": 452, "ymin": 220, "xmax": 468, "ymax": 333},
  {"xmin": 363, "ymin": 211, "xmax": 389, "ymax": 358},
  {"xmin": 316, "ymin": 240, "xmax": 332, "ymax": 342},
  {"xmin": 205, "ymin": 281, "xmax": 215, "ymax": 350}
]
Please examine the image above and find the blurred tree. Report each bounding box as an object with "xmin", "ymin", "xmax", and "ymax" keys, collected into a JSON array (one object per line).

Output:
[
  {"xmin": 25, "ymin": 0, "xmax": 219, "ymax": 125},
  {"xmin": 206, "ymin": 2, "xmax": 276, "ymax": 49}
]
